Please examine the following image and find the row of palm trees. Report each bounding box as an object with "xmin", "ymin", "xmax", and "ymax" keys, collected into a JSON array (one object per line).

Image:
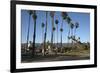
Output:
[
  {"xmin": 61, "ymin": 12, "xmax": 79, "ymax": 44},
  {"xmin": 26, "ymin": 10, "xmax": 79, "ymax": 55}
]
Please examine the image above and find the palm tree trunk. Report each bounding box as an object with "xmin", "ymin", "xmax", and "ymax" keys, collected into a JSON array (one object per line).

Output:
[
  {"xmin": 73, "ymin": 27, "xmax": 76, "ymax": 46},
  {"xmin": 61, "ymin": 20, "xmax": 63, "ymax": 52},
  {"xmin": 61, "ymin": 31, "xmax": 62, "ymax": 52},
  {"xmin": 56, "ymin": 24, "xmax": 58, "ymax": 51},
  {"xmin": 71, "ymin": 28, "xmax": 74, "ymax": 47},
  {"xmin": 74, "ymin": 28, "xmax": 76, "ymax": 37},
  {"xmin": 44, "ymin": 11, "xmax": 48, "ymax": 56},
  {"xmin": 54, "ymin": 30, "xmax": 55, "ymax": 46},
  {"xmin": 42, "ymin": 26, "xmax": 44, "ymax": 55},
  {"xmin": 68, "ymin": 25, "xmax": 71, "ymax": 46},
  {"xmin": 33, "ymin": 20, "xmax": 36, "ymax": 55},
  {"xmin": 51, "ymin": 16, "xmax": 54, "ymax": 51},
  {"xmin": 68, "ymin": 30, "xmax": 70, "ymax": 48},
  {"xmin": 26, "ymin": 13, "xmax": 31, "ymax": 53},
  {"xmin": 32, "ymin": 11, "xmax": 37, "ymax": 56},
  {"xmin": 42, "ymin": 29, "xmax": 44, "ymax": 43}
]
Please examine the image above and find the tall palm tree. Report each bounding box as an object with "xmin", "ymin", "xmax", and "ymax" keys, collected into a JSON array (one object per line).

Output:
[
  {"xmin": 74, "ymin": 22, "xmax": 79, "ymax": 38},
  {"xmin": 41, "ymin": 22, "xmax": 45, "ymax": 56},
  {"xmin": 41, "ymin": 22, "xmax": 45, "ymax": 42},
  {"xmin": 53, "ymin": 27, "xmax": 56, "ymax": 45},
  {"xmin": 43, "ymin": 11, "xmax": 48, "ymax": 55},
  {"xmin": 70, "ymin": 22, "xmax": 74, "ymax": 44},
  {"xmin": 26, "ymin": 10, "xmax": 33, "ymax": 53},
  {"xmin": 60, "ymin": 27, "xmax": 63, "ymax": 52},
  {"xmin": 32, "ymin": 10, "xmax": 37, "ymax": 55},
  {"xmin": 66, "ymin": 16, "xmax": 72, "ymax": 44},
  {"xmin": 55, "ymin": 19, "xmax": 59, "ymax": 48},
  {"xmin": 50, "ymin": 11, "xmax": 55, "ymax": 50},
  {"xmin": 61, "ymin": 12, "xmax": 67, "ymax": 52},
  {"xmin": 61, "ymin": 12, "xmax": 72, "ymax": 44}
]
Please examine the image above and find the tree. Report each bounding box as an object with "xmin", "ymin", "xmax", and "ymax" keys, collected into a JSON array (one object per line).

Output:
[
  {"xmin": 50, "ymin": 11, "xmax": 55, "ymax": 50},
  {"xmin": 53, "ymin": 27, "xmax": 56, "ymax": 46},
  {"xmin": 26, "ymin": 10, "xmax": 33, "ymax": 53},
  {"xmin": 61, "ymin": 12, "xmax": 72, "ymax": 44},
  {"xmin": 43, "ymin": 11, "xmax": 48, "ymax": 56},
  {"xmin": 70, "ymin": 22, "xmax": 74, "ymax": 44},
  {"xmin": 61, "ymin": 12, "xmax": 68, "ymax": 52},
  {"xmin": 60, "ymin": 27, "xmax": 63, "ymax": 52},
  {"xmin": 66, "ymin": 16, "xmax": 72, "ymax": 24},
  {"xmin": 32, "ymin": 10, "xmax": 37, "ymax": 55},
  {"xmin": 55, "ymin": 19, "xmax": 59, "ymax": 48},
  {"xmin": 62, "ymin": 12, "xmax": 68, "ymax": 20},
  {"xmin": 41, "ymin": 22, "xmax": 45, "ymax": 43},
  {"xmin": 66, "ymin": 16, "xmax": 72, "ymax": 44},
  {"xmin": 70, "ymin": 22, "xmax": 74, "ymax": 36},
  {"xmin": 41, "ymin": 22, "xmax": 45, "ymax": 56},
  {"xmin": 74, "ymin": 22, "xmax": 79, "ymax": 37}
]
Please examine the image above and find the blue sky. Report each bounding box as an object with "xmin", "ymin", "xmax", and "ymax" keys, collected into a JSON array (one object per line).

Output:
[{"xmin": 21, "ymin": 10, "xmax": 90, "ymax": 43}]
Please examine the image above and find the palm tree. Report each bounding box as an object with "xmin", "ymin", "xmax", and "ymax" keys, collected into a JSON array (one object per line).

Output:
[
  {"xmin": 66, "ymin": 16, "xmax": 72, "ymax": 44},
  {"xmin": 66, "ymin": 16, "xmax": 72, "ymax": 24},
  {"xmin": 62, "ymin": 12, "xmax": 68, "ymax": 20},
  {"xmin": 70, "ymin": 22, "xmax": 74, "ymax": 36},
  {"xmin": 61, "ymin": 12, "xmax": 68, "ymax": 52},
  {"xmin": 74, "ymin": 22, "xmax": 79, "ymax": 38},
  {"xmin": 26, "ymin": 10, "xmax": 33, "ymax": 53},
  {"xmin": 70, "ymin": 22, "xmax": 74, "ymax": 45},
  {"xmin": 32, "ymin": 10, "xmax": 37, "ymax": 55},
  {"xmin": 55, "ymin": 19, "xmax": 59, "ymax": 48},
  {"xmin": 50, "ymin": 11, "xmax": 55, "ymax": 50},
  {"xmin": 41, "ymin": 22, "xmax": 45, "ymax": 42},
  {"xmin": 43, "ymin": 11, "xmax": 48, "ymax": 55},
  {"xmin": 53, "ymin": 27, "xmax": 56, "ymax": 46},
  {"xmin": 61, "ymin": 12, "xmax": 72, "ymax": 44},
  {"xmin": 60, "ymin": 27, "xmax": 63, "ymax": 52},
  {"xmin": 41, "ymin": 22, "xmax": 45, "ymax": 56}
]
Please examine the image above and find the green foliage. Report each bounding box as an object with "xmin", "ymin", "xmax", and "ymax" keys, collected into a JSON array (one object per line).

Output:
[
  {"xmin": 55, "ymin": 19, "xmax": 59, "ymax": 24},
  {"xmin": 41, "ymin": 22, "xmax": 45, "ymax": 28},
  {"xmin": 60, "ymin": 28, "xmax": 63, "ymax": 32}
]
